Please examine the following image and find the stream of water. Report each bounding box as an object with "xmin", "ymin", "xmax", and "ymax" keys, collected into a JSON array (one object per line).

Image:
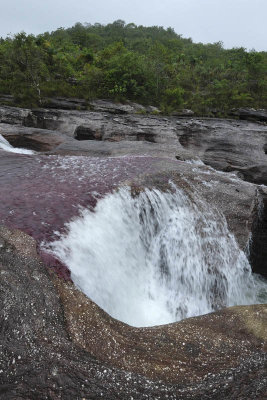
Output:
[
  {"xmin": 1, "ymin": 134, "xmax": 265, "ymax": 327},
  {"xmin": 0, "ymin": 134, "xmax": 34, "ymax": 154},
  {"xmin": 44, "ymin": 185, "xmax": 266, "ymax": 327}
]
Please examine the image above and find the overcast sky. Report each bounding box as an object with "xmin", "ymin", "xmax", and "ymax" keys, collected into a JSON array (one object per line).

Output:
[{"xmin": 0, "ymin": 0, "xmax": 266, "ymax": 51}]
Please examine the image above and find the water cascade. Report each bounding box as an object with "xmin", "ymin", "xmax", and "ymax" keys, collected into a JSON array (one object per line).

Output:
[
  {"xmin": 0, "ymin": 134, "xmax": 34, "ymax": 154},
  {"xmin": 44, "ymin": 185, "xmax": 266, "ymax": 327}
]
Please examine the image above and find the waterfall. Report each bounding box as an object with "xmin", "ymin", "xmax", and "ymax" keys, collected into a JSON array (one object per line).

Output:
[
  {"xmin": 44, "ymin": 185, "xmax": 266, "ymax": 327},
  {"xmin": 0, "ymin": 134, "xmax": 34, "ymax": 154}
]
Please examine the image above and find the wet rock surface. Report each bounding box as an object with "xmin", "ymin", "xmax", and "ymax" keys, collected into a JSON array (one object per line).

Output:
[
  {"xmin": 0, "ymin": 104, "xmax": 267, "ymax": 185},
  {"xmin": 0, "ymin": 102, "xmax": 267, "ymax": 398},
  {"xmin": 0, "ymin": 152, "xmax": 259, "ymax": 254},
  {"xmin": 0, "ymin": 123, "xmax": 68, "ymax": 151},
  {"xmin": 249, "ymin": 187, "xmax": 267, "ymax": 278},
  {"xmin": 0, "ymin": 226, "xmax": 266, "ymax": 399}
]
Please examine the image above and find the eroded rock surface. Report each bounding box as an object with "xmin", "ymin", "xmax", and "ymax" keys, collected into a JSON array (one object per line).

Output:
[
  {"xmin": 0, "ymin": 104, "xmax": 267, "ymax": 186},
  {"xmin": 0, "ymin": 226, "xmax": 266, "ymax": 399},
  {"xmin": 0, "ymin": 123, "xmax": 69, "ymax": 151},
  {"xmin": 231, "ymin": 108, "xmax": 267, "ymax": 122},
  {"xmin": 0, "ymin": 152, "xmax": 259, "ymax": 254},
  {"xmin": 0, "ymin": 102, "xmax": 267, "ymax": 398}
]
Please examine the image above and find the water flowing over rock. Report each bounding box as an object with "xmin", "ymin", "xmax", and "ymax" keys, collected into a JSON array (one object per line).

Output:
[
  {"xmin": 43, "ymin": 185, "xmax": 265, "ymax": 327},
  {"xmin": 0, "ymin": 102, "xmax": 266, "ymax": 399},
  {"xmin": 0, "ymin": 133, "xmax": 34, "ymax": 154}
]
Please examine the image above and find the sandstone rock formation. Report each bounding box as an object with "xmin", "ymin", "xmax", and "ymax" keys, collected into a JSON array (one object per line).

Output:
[
  {"xmin": 0, "ymin": 104, "xmax": 266, "ymax": 185},
  {"xmin": 0, "ymin": 102, "xmax": 266, "ymax": 398}
]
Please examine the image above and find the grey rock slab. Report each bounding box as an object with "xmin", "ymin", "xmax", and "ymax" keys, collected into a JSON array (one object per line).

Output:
[
  {"xmin": 1, "ymin": 105, "xmax": 267, "ymax": 187},
  {"xmin": 231, "ymin": 108, "xmax": 267, "ymax": 122}
]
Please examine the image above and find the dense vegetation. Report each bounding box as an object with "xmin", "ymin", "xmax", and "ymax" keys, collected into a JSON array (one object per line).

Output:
[{"xmin": 0, "ymin": 20, "xmax": 266, "ymax": 114}]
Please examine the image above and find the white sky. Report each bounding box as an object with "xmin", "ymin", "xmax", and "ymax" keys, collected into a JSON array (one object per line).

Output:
[{"xmin": 0, "ymin": 0, "xmax": 266, "ymax": 51}]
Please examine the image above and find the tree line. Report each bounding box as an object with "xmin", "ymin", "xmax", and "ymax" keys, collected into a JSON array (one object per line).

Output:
[{"xmin": 0, "ymin": 20, "xmax": 266, "ymax": 115}]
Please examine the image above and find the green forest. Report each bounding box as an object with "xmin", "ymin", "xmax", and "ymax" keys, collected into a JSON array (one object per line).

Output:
[{"xmin": 0, "ymin": 20, "xmax": 266, "ymax": 115}]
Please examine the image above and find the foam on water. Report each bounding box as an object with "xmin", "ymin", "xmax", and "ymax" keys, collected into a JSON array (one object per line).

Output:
[
  {"xmin": 0, "ymin": 134, "xmax": 34, "ymax": 154},
  {"xmin": 44, "ymin": 185, "xmax": 267, "ymax": 327}
]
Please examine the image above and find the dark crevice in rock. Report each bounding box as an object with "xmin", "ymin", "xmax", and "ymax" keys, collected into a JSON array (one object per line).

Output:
[
  {"xmin": 74, "ymin": 126, "xmax": 103, "ymax": 141},
  {"xmin": 179, "ymin": 132, "xmax": 192, "ymax": 148},
  {"xmin": 3, "ymin": 135, "xmax": 46, "ymax": 151},
  {"xmin": 136, "ymin": 132, "xmax": 156, "ymax": 143},
  {"xmin": 249, "ymin": 191, "xmax": 267, "ymax": 278},
  {"xmin": 241, "ymin": 166, "xmax": 267, "ymax": 186}
]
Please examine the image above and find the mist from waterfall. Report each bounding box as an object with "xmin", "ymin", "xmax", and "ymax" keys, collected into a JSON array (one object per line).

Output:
[
  {"xmin": 0, "ymin": 134, "xmax": 34, "ymax": 154},
  {"xmin": 44, "ymin": 185, "xmax": 266, "ymax": 327}
]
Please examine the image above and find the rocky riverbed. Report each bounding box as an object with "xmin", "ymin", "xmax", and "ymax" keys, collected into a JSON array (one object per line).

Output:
[{"xmin": 0, "ymin": 102, "xmax": 266, "ymax": 399}]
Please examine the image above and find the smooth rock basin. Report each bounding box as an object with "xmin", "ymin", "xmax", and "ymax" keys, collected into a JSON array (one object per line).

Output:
[{"xmin": 0, "ymin": 225, "xmax": 266, "ymax": 399}]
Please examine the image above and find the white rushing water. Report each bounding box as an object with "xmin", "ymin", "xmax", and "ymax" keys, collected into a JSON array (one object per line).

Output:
[
  {"xmin": 44, "ymin": 185, "xmax": 266, "ymax": 327},
  {"xmin": 0, "ymin": 134, "xmax": 34, "ymax": 154}
]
